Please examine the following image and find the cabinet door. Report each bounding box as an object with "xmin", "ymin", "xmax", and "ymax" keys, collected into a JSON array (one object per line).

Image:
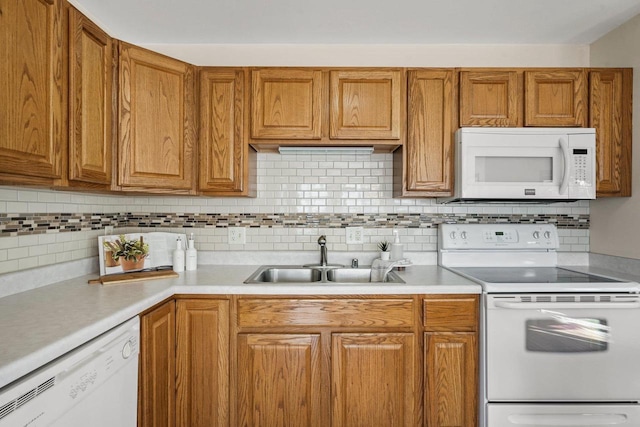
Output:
[
  {"xmin": 400, "ymin": 69, "xmax": 455, "ymax": 197},
  {"xmin": 176, "ymin": 299, "xmax": 229, "ymax": 427},
  {"xmin": 425, "ymin": 333, "xmax": 477, "ymax": 427},
  {"xmin": 119, "ymin": 43, "xmax": 196, "ymax": 193},
  {"xmin": 68, "ymin": 7, "xmax": 113, "ymax": 188},
  {"xmin": 0, "ymin": 0, "xmax": 65, "ymax": 184},
  {"xmin": 200, "ymin": 68, "xmax": 255, "ymax": 196},
  {"xmin": 332, "ymin": 333, "xmax": 417, "ymax": 427},
  {"xmin": 237, "ymin": 334, "xmax": 322, "ymax": 427},
  {"xmin": 459, "ymin": 70, "xmax": 520, "ymax": 127},
  {"xmin": 330, "ymin": 70, "xmax": 403, "ymax": 140},
  {"xmin": 140, "ymin": 301, "xmax": 176, "ymax": 427},
  {"xmin": 524, "ymin": 69, "xmax": 587, "ymax": 127},
  {"xmin": 590, "ymin": 69, "xmax": 632, "ymax": 197},
  {"xmin": 251, "ymin": 69, "xmax": 323, "ymax": 139}
]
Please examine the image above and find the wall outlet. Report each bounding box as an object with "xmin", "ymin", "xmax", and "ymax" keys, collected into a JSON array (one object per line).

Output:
[
  {"xmin": 228, "ymin": 227, "xmax": 246, "ymax": 245},
  {"xmin": 104, "ymin": 225, "xmax": 114, "ymax": 235},
  {"xmin": 345, "ymin": 227, "xmax": 363, "ymax": 244}
]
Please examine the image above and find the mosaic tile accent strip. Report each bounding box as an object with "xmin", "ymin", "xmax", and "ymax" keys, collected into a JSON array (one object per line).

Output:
[{"xmin": 0, "ymin": 212, "xmax": 589, "ymax": 237}]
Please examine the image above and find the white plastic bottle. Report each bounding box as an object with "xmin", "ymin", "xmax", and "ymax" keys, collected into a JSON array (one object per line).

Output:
[
  {"xmin": 173, "ymin": 236, "xmax": 185, "ymax": 272},
  {"xmin": 186, "ymin": 233, "xmax": 198, "ymax": 271},
  {"xmin": 390, "ymin": 229, "xmax": 404, "ymax": 261}
]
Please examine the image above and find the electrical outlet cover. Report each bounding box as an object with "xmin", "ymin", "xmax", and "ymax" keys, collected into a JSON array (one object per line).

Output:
[
  {"xmin": 228, "ymin": 227, "xmax": 246, "ymax": 245},
  {"xmin": 346, "ymin": 227, "xmax": 363, "ymax": 244}
]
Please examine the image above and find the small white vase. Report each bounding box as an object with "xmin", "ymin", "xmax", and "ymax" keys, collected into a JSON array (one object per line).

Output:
[{"xmin": 380, "ymin": 252, "xmax": 391, "ymax": 261}]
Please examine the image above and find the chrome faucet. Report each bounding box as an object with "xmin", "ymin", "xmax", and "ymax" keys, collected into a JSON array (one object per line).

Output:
[{"xmin": 318, "ymin": 235, "xmax": 328, "ymax": 266}]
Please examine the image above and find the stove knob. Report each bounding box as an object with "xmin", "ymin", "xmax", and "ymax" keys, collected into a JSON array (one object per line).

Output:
[
  {"xmin": 533, "ymin": 231, "xmax": 540, "ymax": 239},
  {"xmin": 460, "ymin": 231, "xmax": 468, "ymax": 239},
  {"xmin": 449, "ymin": 231, "xmax": 456, "ymax": 240},
  {"xmin": 544, "ymin": 231, "xmax": 551, "ymax": 239}
]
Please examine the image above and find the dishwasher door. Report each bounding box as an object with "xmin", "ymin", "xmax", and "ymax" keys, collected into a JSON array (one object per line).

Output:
[{"xmin": 0, "ymin": 317, "xmax": 139, "ymax": 427}]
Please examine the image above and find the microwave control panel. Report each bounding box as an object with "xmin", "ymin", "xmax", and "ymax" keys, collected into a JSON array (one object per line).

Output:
[
  {"xmin": 571, "ymin": 148, "xmax": 590, "ymax": 185},
  {"xmin": 567, "ymin": 133, "xmax": 595, "ymax": 199}
]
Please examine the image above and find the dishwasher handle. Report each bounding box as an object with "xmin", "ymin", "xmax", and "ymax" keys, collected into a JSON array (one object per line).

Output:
[
  {"xmin": 508, "ymin": 412, "xmax": 628, "ymax": 425},
  {"xmin": 493, "ymin": 300, "xmax": 640, "ymax": 310}
]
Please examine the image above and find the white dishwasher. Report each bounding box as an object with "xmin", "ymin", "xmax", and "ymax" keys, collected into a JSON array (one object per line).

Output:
[{"xmin": 0, "ymin": 316, "xmax": 139, "ymax": 427}]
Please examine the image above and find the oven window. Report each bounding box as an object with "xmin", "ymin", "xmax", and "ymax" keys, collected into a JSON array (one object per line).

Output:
[
  {"xmin": 526, "ymin": 318, "xmax": 609, "ymax": 352},
  {"xmin": 475, "ymin": 156, "xmax": 553, "ymax": 183}
]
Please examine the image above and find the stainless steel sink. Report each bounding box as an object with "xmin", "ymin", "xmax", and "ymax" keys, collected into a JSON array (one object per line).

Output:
[{"xmin": 244, "ymin": 265, "xmax": 404, "ymax": 284}]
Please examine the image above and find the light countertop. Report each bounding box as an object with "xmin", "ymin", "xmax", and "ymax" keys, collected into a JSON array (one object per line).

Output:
[{"xmin": 0, "ymin": 265, "xmax": 480, "ymax": 390}]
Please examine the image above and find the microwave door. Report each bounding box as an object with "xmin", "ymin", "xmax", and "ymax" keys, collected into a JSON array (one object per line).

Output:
[{"xmin": 461, "ymin": 144, "xmax": 565, "ymax": 199}]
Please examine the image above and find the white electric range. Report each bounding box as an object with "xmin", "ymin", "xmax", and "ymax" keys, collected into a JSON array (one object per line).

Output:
[{"xmin": 438, "ymin": 223, "xmax": 640, "ymax": 427}]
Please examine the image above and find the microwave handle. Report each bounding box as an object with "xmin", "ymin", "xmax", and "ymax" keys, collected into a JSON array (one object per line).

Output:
[{"xmin": 559, "ymin": 137, "xmax": 571, "ymax": 195}]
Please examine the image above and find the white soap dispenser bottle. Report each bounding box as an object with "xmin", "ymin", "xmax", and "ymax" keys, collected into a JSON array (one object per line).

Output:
[
  {"xmin": 390, "ymin": 229, "xmax": 404, "ymax": 261},
  {"xmin": 173, "ymin": 236, "xmax": 185, "ymax": 272},
  {"xmin": 185, "ymin": 233, "xmax": 198, "ymax": 271}
]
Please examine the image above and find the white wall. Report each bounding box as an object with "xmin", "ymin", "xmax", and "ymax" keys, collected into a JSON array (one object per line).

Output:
[{"xmin": 590, "ymin": 14, "xmax": 640, "ymax": 259}]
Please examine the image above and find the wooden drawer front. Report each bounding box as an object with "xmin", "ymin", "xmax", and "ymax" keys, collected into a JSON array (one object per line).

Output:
[
  {"xmin": 423, "ymin": 297, "xmax": 478, "ymax": 332},
  {"xmin": 238, "ymin": 298, "xmax": 414, "ymax": 328}
]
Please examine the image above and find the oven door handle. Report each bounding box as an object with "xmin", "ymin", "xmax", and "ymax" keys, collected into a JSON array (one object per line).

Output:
[
  {"xmin": 508, "ymin": 413, "xmax": 628, "ymax": 425},
  {"xmin": 559, "ymin": 137, "xmax": 571, "ymax": 196},
  {"xmin": 494, "ymin": 301, "xmax": 640, "ymax": 310}
]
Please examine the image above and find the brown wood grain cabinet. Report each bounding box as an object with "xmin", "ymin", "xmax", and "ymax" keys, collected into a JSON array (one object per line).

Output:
[
  {"xmin": 0, "ymin": 0, "xmax": 66, "ymax": 186},
  {"xmin": 140, "ymin": 300, "xmax": 176, "ymax": 427},
  {"xmin": 176, "ymin": 299, "xmax": 229, "ymax": 427},
  {"xmin": 199, "ymin": 68, "xmax": 256, "ymax": 196},
  {"xmin": 251, "ymin": 68, "xmax": 324, "ymax": 139},
  {"xmin": 590, "ymin": 69, "xmax": 633, "ymax": 197},
  {"xmin": 118, "ymin": 42, "xmax": 196, "ymax": 194},
  {"xmin": 67, "ymin": 7, "xmax": 114, "ymax": 190},
  {"xmin": 459, "ymin": 70, "xmax": 521, "ymax": 127},
  {"xmin": 524, "ymin": 69, "xmax": 588, "ymax": 127},
  {"xmin": 424, "ymin": 295, "xmax": 479, "ymax": 427},
  {"xmin": 394, "ymin": 69, "xmax": 456, "ymax": 197}
]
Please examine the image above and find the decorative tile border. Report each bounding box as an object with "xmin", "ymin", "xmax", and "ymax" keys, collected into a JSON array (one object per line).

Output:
[{"xmin": 0, "ymin": 212, "xmax": 589, "ymax": 237}]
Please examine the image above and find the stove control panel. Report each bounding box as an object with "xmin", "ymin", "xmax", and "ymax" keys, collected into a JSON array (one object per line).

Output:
[{"xmin": 439, "ymin": 224, "xmax": 559, "ymax": 250}]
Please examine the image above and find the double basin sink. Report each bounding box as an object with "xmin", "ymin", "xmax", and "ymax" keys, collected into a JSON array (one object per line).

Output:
[{"xmin": 244, "ymin": 265, "xmax": 404, "ymax": 284}]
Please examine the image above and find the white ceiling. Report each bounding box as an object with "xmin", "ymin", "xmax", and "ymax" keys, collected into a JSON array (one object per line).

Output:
[{"xmin": 70, "ymin": 0, "xmax": 640, "ymax": 45}]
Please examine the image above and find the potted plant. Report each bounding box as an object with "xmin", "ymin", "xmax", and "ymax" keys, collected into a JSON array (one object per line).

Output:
[
  {"xmin": 103, "ymin": 235, "xmax": 149, "ymax": 272},
  {"xmin": 378, "ymin": 240, "xmax": 391, "ymax": 260}
]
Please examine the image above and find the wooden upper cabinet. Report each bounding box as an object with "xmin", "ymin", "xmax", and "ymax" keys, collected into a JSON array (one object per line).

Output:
[
  {"xmin": 459, "ymin": 70, "xmax": 521, "ymax": 127},
  {"xmin": 176, "ymin": 299, "xmax": 229, "ymax": 427},
  {"xmin": 590, "ymin": 69, "xmax": 632, "ymax": 197},
  {"xmin": 330, "ymin": 69, "xmax": 403, "ymax": 140},
  {"xmin": 251, "ymin": 68, "xmax": 323, "ymax": 139},
  {"xmin": 0, "ymin": 0, "xmax": 65, "ymax": 185},
  {"xmin": 332, "ymin": 333, "xmax": 417, "ymax": 427},
  {"xmin": 199, "ymin": 68, "xmax": 256, "ymax": 196},
  {"xmin": 68, "ymin": 7, "xmax": 113, "ymax": 189},
  {"xmin": 140, "ymin": 300, "xmax": 176, "ymax": 427},
  {"xmin": 118, "ymin": 43, "xmax": 196, "ymax": 193},
  {"xmin": 524, "ymin": 69, "xmax": 587, "ymax": 126},
  {"xmin": 396, "ymin": 69, "xmax": 456, "ymax": 197}
]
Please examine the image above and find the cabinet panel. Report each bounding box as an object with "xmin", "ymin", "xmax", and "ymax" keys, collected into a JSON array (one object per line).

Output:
[
  {"xmin": 0, "ymin": 0, "xmax": 65, "ymax": 184},
  {"xmin": 590, "ymin": 69, "xmax": 632, "ymax": 197},
  {"xmin": 401, "ymin": 69, "xmax": 455, "ymax": 196},
  {"xmin": 330, "ymin": 70, "xmax": 402, "ymax": 139},
  {"xmin": 524, "ymin": 69, "xmax": 587, "ymax": 127},
  {"xmin": 140, "ymin": 301, "xmax": 176, "ymax": 427},
  {"xmin": 459, "ymin": 70, "xmax": 520, "ymax": 127},
  {"xmin": 425, "ymin": 333, "xmax": 477, "ymax": 427},
  {"xmin": 424, "ymin": 295, "xmax": 478, "ymax": 332},
  {"xmin": 237, "ymin": 334, "xmax": 322, "ymax": 427},
  {"xmin": 332, "ymin": 333, "xmax": 416, "ymax": 427},
  {"xmin": 119, "ymin": 43, "xmax": 195, "ymax": 192},
  {"xmin": 238, "ymin": 298, "xmax": 414, "ymax": 328},
  {"xmin": 68, "ymin": 7, "xmax": 113, "ymax": 187},
  {"xmin": 176, "ymin": 299, "xmax": 229, "ymax": 427},
  {"xmin": 199, "ymin": 69, "xmax": 255, "ymax": 196},
  {"xmin": 251, "ymin": 69, "xmax": 323, "ymax": 139}
]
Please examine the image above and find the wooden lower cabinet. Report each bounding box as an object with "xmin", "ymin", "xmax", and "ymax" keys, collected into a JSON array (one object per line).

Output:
[
  {"xmin": 237, "ymin": 334, "xmax": 322, "ymax": 427},
  {"xmin": 176, "ymin": 299, "xmax": 229, "ymax": 427},
  {"xmin": 332, "ymin": 333, "xmax": 417, "ymax": 427},
  {"xmin": 140, "ymin": 300, "xmax": 176, "ymax": 427}
]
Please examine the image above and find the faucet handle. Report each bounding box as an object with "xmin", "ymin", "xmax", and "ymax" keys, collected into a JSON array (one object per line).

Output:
[
  {"xmin": 351, "ymin": 258, "xmax": 359, "ymax": 268},
  {"xmin": 318, "ymin": 235, "xmax": 327, "ymax": 245}
]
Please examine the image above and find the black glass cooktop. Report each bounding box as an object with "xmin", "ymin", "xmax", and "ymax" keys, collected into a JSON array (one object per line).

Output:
[{"xmin": 454, "ymin": 267, "xmax": 620, "ymax": 284}]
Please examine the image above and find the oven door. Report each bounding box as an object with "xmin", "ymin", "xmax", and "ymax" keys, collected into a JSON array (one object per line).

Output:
[{"xmin": 486, "ymin": 294, "xmax": 640, "ymax": 402}]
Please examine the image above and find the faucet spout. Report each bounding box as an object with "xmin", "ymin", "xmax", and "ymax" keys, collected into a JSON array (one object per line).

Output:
[{"xmin": 318, "ymin": 235, "xmax": 327, "ymax": 266}]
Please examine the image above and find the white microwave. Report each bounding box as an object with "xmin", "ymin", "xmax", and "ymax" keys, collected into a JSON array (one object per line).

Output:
[{"xmin": 442, "ymin": 127, "xmax": 596, "ymax": 202}]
